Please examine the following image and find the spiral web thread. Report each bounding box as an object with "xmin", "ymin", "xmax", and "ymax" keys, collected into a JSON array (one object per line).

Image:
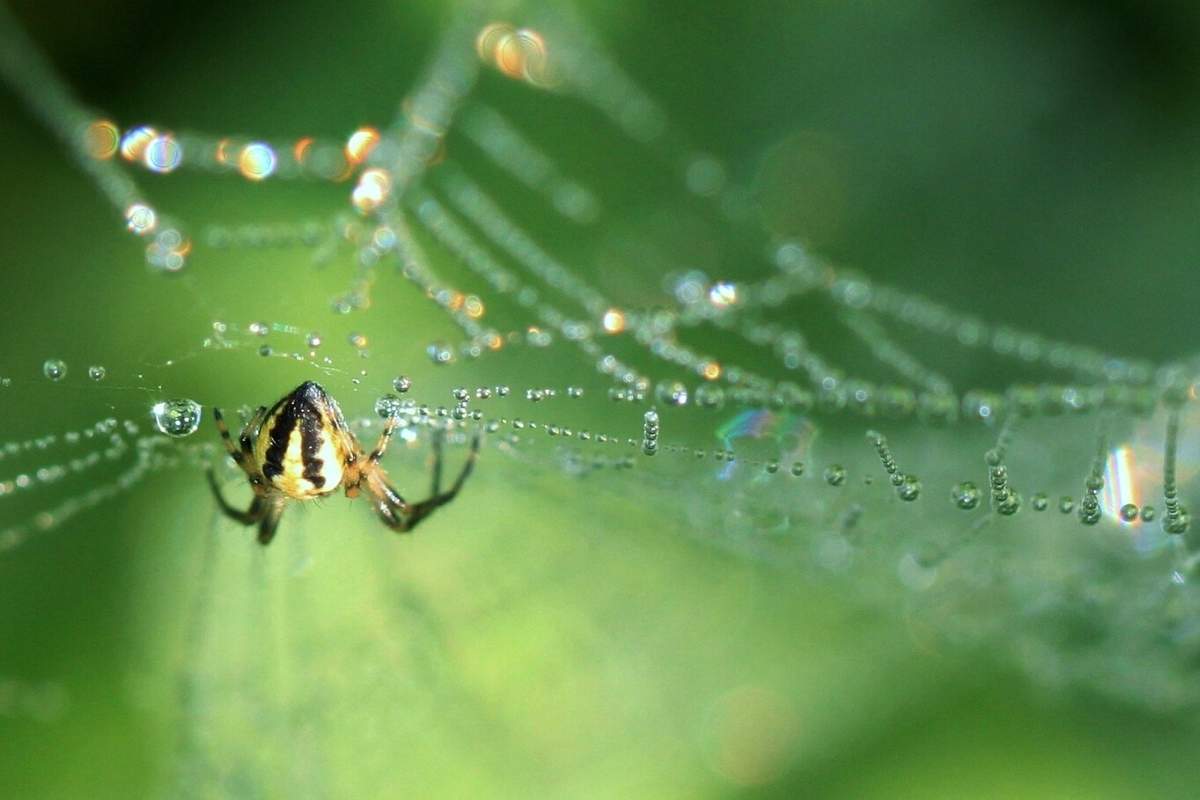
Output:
[{"xmin": 0, "ymin": 1, "xmax": 1199, "ymax": 718}]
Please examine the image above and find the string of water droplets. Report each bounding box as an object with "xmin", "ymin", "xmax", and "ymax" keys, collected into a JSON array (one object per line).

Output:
[
  {"xmin": 3, "ymin": 0, "xmax": 1196, "ymax": 543},
  {"xmin": 3, "ymin": 0, "xmax": 1200, "ymax": 719}
]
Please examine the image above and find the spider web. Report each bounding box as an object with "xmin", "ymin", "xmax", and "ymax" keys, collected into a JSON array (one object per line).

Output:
[{"xmin": 1, "ymin": 0, "xmax": 1199, "ymax": 795}]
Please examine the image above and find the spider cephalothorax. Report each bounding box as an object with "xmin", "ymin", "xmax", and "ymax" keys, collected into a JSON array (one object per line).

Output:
[{"xmin": 206, "ymin": 381, "xmax": 479, "ymax": 544}]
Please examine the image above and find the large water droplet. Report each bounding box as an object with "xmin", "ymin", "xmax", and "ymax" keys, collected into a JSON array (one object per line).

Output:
[
  {"xmin": 42, "ymin": 359, "xmax": 67, "ymax": 382},
  {"xmin": 375, "ymin": 394, "xmax": 406, "ymax": 419},
  {"xmin": 952, "ymin": 481, "xmax": 980, "ymax": 510},
  {"xmin": 1165, "ymin": 507, "xmax": 1190, "ymax": 535},
  {"xmin": 151, "ymin": 399, "xmax": 202, "ymax": 437},
  {"xmin": 655, "ymin": 380, "xmax": 689, "ymax": 407}
]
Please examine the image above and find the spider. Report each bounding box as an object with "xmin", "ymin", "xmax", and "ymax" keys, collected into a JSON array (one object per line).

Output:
[{"xmin": 206, "ymin": 380, "xmax": 479, "ymax": 544}]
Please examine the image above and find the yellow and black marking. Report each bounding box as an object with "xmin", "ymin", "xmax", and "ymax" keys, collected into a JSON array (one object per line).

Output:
[
  {"xmin": 255, "ymin": 381, "xmax": 350, "ymax": 499},
  {"xmin": 209, "ymin": 379, "xmax": 479, "ymax": 544}
]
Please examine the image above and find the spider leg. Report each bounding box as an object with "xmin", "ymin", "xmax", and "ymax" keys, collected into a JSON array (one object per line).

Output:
[
  {"xmin": 213, "ymin": 407, "xmax": 267, "ymax": 482},
  {"xmin": 368, "ymin": 415, "xmax": 400, "ymax": 465},
  {"xmin": 256, "ymin": 499, "xmax": 286, "ymax": 546},
  {"xmin": 212, "ymin": 407, "xmax": 244, "ymax": 466},
  {"xmin": 374, "ymin": 493, "xmax": 406, "ymax": 528},
  {"xmin": 373, "ymin": 431, "xmax": 481, "ymax": 533},
  {"xmin": 240, "ymin": 405, "xmax": 268, "ymax": 461},
  {"xmin": 214, "ymin": 405, "xmax": 269, "ymax": 492},
  {"xmin": 407, "ymin": 431, "xmax": 480, "ymax": 527},
  {"xmin": 429, "ymin": 426, "xmax": 445, "ymax": 496},
  {"xmin": 206, "ymin": 467, "xmax": 266, "ymax": 525}
]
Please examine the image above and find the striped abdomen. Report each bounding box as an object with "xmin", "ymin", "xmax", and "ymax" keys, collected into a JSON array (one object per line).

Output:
[{"xmin": 255, "ymin": 381, "xmax": 349, "ymax": 499}]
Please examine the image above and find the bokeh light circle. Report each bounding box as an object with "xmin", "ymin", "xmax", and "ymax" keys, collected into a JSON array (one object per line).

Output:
[
  {"xmin": 119, "ymin": 126, "xmax": 157, "ymax": 162},
  {"xmin": 124, "ymin": 203, "xmax": 157, "ymax": 236},
  {"xmin": 143, "ymin": 135, "xmax": 182, "ymax": 173},
  {"xmin": 83, "ymin": 120, "xmax": 119, "ymax": 160},
  {"xmin": 238, "ymin": 142, "xmax": 277, "ymax": 181}
]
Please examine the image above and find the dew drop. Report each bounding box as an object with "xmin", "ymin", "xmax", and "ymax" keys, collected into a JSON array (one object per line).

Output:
[
  {"xmin": 642, "ymin": 407, "xmax": 660, "ymax": 456},
  {"xmin": 248, "ymin": 321, "xmax": 269, "ymax": 337},
  {"xmin": 1118, "ymin": 503, "xmax": 1138, "ymax": 522},
  {"xmin": 392, "ymin": 375, "xmax": 413, "ymax": 393},
  {"xmin": 655, "ymin": 380, "xmax": 689, "ymax": 407},
  {"xmin": 87, "ymin": 365, "xmax": 106, "ymax": 382},
  {"xmin": 42, "ymin": 359, "xmax": 67, "ymax": 382},
  {"xmin": 1031, "ymin": 492, "xmax": 1048, "ymax": 511},
  {"xmin": 1141, "ymin": 505, "xmax": 1157, "ymax": 522},
  {"xmin": 348, "ymin": 332, "xmax": 369, "ymax": 349},
  {"xmin": 790, "ymin": 462, "xmax": 805, "ymax": 477},
  {"xmin": 426, "ymin": 341, "xmax": 455, "ymax": 365},
  {"xmin": 525, "ymin": 327, "xmax": 553, "ymax": 347},
  {"xmin": 375, "ymin": 394, "xmax": 407, "ymax": 419},
  {"xmin": 1058, "ymin": 496, "xmax": 1075, "ymax": 514},
  {"xmin": 951, "ymin": 481, "xmax": 980, "ymax": 510},
  {"xmin": 124, "ymin": 202, "xmax": 156, "ymax": 236},
  {"xmin": 151, "ymin": 398, "xmax": 202, "ymax": 437},
  {"xmin": 694, "ymin": 383, "xmax": 726, "ymax": 410},
  {"xmin": 306, "ymin": 332, "xmax": 323, "ymax": 348},
  {"xmin": 897, "ymin": 474, "xmax": 921, "ymax": 501},
  {"xmin": 824, "ymin": 464, "xmax": 846, "ymax": 486},
  {"xmin": 1164, "ymin": 508, "xmax": 1190, "ymax": 535},
  {"xmin": 997, "ymin": 492, "xmax": 1021, "ymax": 516}
]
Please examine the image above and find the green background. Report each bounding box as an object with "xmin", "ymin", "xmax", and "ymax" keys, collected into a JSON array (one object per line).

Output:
[{"xmin": 0, "ymin": 0, "xmax": 1198, "ymax": 797}]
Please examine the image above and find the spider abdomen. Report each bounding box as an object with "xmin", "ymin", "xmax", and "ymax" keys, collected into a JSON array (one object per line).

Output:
[{"xmin": 255, "ymin": 381, "xmax": 350, "ymax": 499}]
